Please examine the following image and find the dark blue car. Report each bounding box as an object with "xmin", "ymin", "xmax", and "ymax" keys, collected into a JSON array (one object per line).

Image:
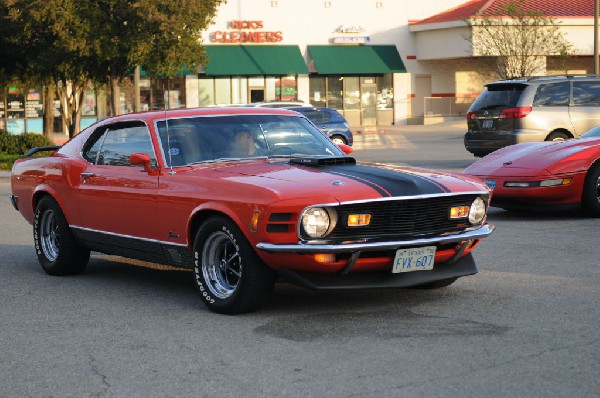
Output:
[{"xmin": 287, "ymin": 107, "xmax": 354, "ymax": 146}]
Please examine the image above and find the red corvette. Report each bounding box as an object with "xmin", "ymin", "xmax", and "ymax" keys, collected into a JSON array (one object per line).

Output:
[
  {"xmin": 11, "ymin": 107, "xmax": 494, "ymax": 314},
  {"xmin": 464, "ymin": 126, "xmax": 600, "ymax": 216}
]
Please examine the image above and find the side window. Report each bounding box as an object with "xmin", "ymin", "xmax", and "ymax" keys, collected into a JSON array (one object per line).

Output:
[
  {"xmin": 82, "ymin": 123, "xmax": 156, "ymax": 167},
  {"xmin": 82, "ymin": 129, "xmax": 107, "ymax": 163},
  {"xmin": 533, "ymin": 82, "xmax": 569, "ymax": 106},
  {"xmin": 301, "ymin": 110, "xmax": 323, "ymax": 123},
  {"xmin": 320, "ymin": 110, "xmax": 332, "ymax": 123},
  {"xmin": 99, "ymin": 125, "xmax": 156, "ymax": 167},
  {"xmin": 573, "ymin": 81, "xmax": 600, "ymax": 106}
]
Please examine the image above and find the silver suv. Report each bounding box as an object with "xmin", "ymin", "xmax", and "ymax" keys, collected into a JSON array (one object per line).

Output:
[{"xmin": 464, "ymin": 75, "xmax": 600, "ymax": 157}]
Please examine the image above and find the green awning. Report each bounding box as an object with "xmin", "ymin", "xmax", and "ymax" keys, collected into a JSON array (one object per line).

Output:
[
  {"xmin": 308, "ymin": 45, "xmax": 406, "ymax": 74},
  {"xmin": 204, "ymin": 45, "xmax": 309, "ymax": 76}
]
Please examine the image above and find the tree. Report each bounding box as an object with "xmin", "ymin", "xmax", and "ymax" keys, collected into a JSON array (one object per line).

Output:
[
  {"xmin": 80, "ymin": 0, "xmax": 224, "ymax": 116},
  {"xmin": 466, "ymin": 0, "xmax": 573, "ymax": 79},
  {"xmin": 3, "ymin": 0, "xmax": 224, "ymax": 138}
]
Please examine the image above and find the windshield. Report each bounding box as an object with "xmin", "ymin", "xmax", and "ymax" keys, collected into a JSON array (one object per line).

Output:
[{"xmin": 156, "ymin": 114, "xmax": 344, "ymax": 167}]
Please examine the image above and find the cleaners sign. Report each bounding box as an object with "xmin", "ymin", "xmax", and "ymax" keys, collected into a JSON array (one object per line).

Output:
[{"xmin": 211, "ymin": 21, "xmax": 283, "ymax": 43}]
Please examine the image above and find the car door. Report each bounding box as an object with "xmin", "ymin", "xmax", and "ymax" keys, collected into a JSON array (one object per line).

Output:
[
  {"xmin": 570, "ymin": 80, "xmax": 600, "ymax": 136},
  {"xmin": 77, "ymin": 121, "xmax": 160, "ymax": 241}
]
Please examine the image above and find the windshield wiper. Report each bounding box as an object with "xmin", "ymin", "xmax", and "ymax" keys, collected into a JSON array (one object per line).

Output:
[
  {"xmin": 267, "ymin": 153, "xmax": 312, "ymax": 159},
  {"xmin": 188, "ymin": 156, "xmax": 268, "ymax": 165}
]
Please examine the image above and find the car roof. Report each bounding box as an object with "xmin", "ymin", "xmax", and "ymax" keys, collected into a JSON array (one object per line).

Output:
[
  {"xmin": 91, "ymin": 106, "xmax": 302, "ymax": 126},
  {"xmin": 488, "ymin": 74, "xmax": 600, "ymax": 86}
]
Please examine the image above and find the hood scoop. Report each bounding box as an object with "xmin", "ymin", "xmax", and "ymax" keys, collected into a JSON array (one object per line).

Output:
[{"xmin": 289, "ymin": 156, "xmax": 356, "ymax": 167}]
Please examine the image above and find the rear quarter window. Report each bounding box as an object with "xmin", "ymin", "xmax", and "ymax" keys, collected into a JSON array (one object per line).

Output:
[{"xmin": 573, "ymin": 81, "xmax": 600, "ymax": 106}]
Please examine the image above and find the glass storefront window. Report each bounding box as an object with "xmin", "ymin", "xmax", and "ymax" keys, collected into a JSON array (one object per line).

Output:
[
  {"xmin": 139, "ymin": 79, "xmax": 151, "ymax": 111},
  {"xmin": 277, "ymin": 76, "xmax": 297, "ymax": 101},
  {"xmin": 265, "ymin": 77, "xmax": 277, "ymax": 101},
  {"xmin": 215, "ymin": 78, "xmax": 232, "ymax": 105},
  {"xmin": 147, "ymin": 77, "xmax": 186, "ymax": 110},
  {"xmin": 7, "ymin": 87, "xmax": 25, "ymax": 119},
  {"xmin": 309, "ymin": 76, "xmax": 326, "ymax": 107},
  {"xmin": 7, "ymin": 87, "xmax": 25, "ymax": 134},
  {"xmin": 377, "ymin": 75, "xmax": 394, "ymax": 109},
  {"xmin": 343, "ymin": 77, "xmax": 360, "ymax": 110},
  {"xmin": 327, "ymin": 76, "xmax": 344, "ymax": 110},
  {"xmin": 81, "ymin": 85, "xmax": 97, "ymax": 116},
  {"xmin": 231, "ymin": 77, "xmax": 248, "ymax": 104},
  {"xmin": 198, "ymin": 78, "xmax": 215, "ymax": 107},
  {"xmin": 25, "ymin": 88, "xmax": 43, "ymax": 118}
]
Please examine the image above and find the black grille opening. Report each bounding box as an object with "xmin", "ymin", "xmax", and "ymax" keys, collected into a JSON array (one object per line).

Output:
[{"xmin": 323, "ymin": 194, "xmax": 483, "ymax": 241}]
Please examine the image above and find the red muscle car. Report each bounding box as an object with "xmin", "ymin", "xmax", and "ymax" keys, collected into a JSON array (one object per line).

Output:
[
  {"xmin": 11, "ymin": 107, "xmax": 494, "ymax": 314},
  {"xmin": 464, "ymin": 126, "xmax": 600, "ymax": 216}
]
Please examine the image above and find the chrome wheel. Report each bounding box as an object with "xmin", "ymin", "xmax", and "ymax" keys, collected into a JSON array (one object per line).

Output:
[
  {"xmin": 40, "ymin": 209, "xmax": 59, "ymax": 262},
  {"xmin": 331, "ymin": 136, "xmax": 346, "ymax": 145},
  {"xmin": 201, "ymin": 231, "xmax": 242, "ymax": 299}
]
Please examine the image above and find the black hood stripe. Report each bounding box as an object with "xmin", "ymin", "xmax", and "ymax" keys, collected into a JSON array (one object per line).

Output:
[
  {"xmin": 322, "ymin": 164, "xmax": 447, "ymax": 197},
  {"xmin": 327, "ymin": 170, "xmax": 392, "ymax": 197}
]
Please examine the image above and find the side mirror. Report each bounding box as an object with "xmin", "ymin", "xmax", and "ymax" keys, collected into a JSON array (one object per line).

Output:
[
  {"xmin": 129, "ymin": 152, "xmax": 153, "ymax": 173},
  {"xmin": 337, "ymin": 144, "xmax": 354, "ymax": 155}
]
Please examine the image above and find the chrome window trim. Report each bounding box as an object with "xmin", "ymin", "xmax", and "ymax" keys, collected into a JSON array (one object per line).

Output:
[{"xmin": 79, "ymin": 119, "xmax": 158, "ymax": 167}]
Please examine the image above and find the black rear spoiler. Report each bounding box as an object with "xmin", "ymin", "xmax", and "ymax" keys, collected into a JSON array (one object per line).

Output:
[{"xmin": 25, "ymin": 146, "xmax": 60, "ymax": 157}]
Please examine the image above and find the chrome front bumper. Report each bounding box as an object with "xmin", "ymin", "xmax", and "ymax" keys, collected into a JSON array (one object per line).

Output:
[{"xmin": 256, "ymin": 224, "xmax": 495, "ymax": 254}]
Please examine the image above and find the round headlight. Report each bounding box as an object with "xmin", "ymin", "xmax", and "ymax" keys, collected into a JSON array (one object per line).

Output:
[
  {"xmin": 469, "ymin": 197, "xmax": 487, "ymax": 225},
  {"xmin": 301, "ymin": 207, "xmax": 337, "ymax": 238}
]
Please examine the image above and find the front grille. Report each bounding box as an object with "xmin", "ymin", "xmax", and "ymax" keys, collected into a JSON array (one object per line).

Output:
[{"xmin": 324, "ymin": 194, "xmax": 482, "ymax": 241}]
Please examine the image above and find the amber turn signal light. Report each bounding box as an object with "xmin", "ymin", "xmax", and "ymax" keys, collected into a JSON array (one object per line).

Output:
[
  {"xmin": 347, "ymin": 214, "xmax": 371, "ymax": 227},
  {"xmin": 450, "ymin": 206, "xmax": 470, "ymax": 219}
]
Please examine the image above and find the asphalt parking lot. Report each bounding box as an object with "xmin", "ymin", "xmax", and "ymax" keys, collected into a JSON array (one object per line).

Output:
[{"xmin": 1, "ymin": 121, "xmax": 598, "ymax": 397}]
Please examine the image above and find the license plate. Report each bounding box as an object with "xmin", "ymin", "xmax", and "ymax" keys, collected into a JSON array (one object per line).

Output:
[
  {"xmin": 484, "ymin": 179, "xmax": 496, "ymax": 190},
  {"xmin": 482, "ymin": 120, "xmax": 494, "ymax": 129},
  {"xmin": 392, "ymin": 246, "xmax": 436, "ymax": 273}
]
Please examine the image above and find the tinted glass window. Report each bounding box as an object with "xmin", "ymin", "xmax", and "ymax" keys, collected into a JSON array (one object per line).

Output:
[
  {"xmin": 573, "ymin": 81, "xmax": 600, "ymax": 106},
  {"xmin": 82, "ymin": 129, "xmax": 107, "ymax": 163},
  {"xmin": 298, "ymin": 110, "xmax": 325, "ymax": 123},
  {"xmin": 470, "ymin": 84, "xmax": 525, "ymax": 111},
  {"xmin": 533, "ymin": 82, "xmax": 569, "ymax": 106},
  {"xmin": 326, "ymin": 109, "xmax": 346, "ymax": 122},
  {"xmin": 156, "ymin": 114, "xmax": 343, "ymax": 166},
  {"xmin": 97, "ymin": 124, "xmax": 156, "ymax": 167}
]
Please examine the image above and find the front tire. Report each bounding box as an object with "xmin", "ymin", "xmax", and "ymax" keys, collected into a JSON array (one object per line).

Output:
[
  {"xmin": 192, "ymin": 216, "xmax": 276, "ymax": 314},
  {"xmin": 582, "ymin": 163, "xmax": 600, "ymax": 217},
  {"xmin": 34, "ymin": 196, "xmax": 90, "ymax": 275}
]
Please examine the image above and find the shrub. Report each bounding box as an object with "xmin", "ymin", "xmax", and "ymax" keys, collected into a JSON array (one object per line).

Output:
[
  {"xmin": 0, "ymin": 128, "xmax": 54, "ymax": 155},
  {"xmin": 0, "ymin": 153, "xmax": 23, "ymax": 171}
]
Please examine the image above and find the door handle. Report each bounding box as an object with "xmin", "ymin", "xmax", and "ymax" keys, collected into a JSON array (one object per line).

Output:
[{"xmin": 81, "ymin": 172, "xmax": 94, "ymax": 180}]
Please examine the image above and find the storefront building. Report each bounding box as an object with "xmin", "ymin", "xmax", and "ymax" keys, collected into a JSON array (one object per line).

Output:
[{"xmin": 2, "ymin": 0, "xmax": 596, "ymax": 135}]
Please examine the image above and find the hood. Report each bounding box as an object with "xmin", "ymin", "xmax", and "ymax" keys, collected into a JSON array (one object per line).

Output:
[
  {"xmin": 179, "ymin": 158, "xmax": 488, "ymax": 204},
  {"xmin": 464, "ymin": 140, "xmax": 595, "ymax": 177}
]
